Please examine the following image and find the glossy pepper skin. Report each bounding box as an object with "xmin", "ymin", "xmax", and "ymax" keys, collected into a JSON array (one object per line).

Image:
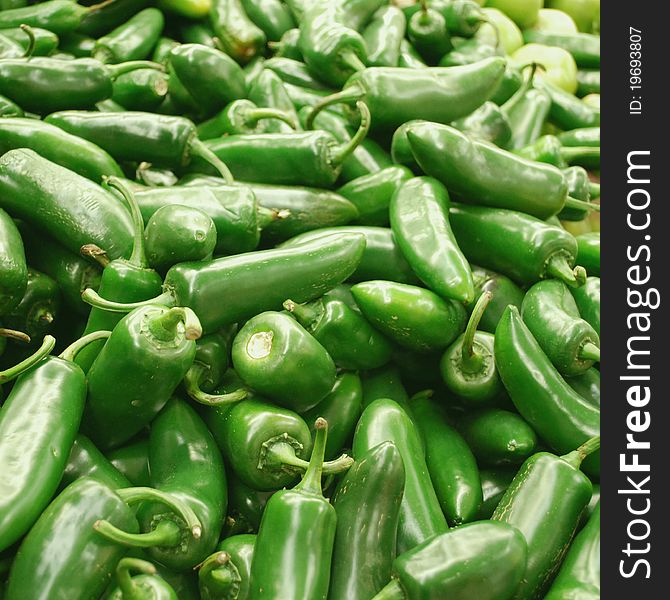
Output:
[
  {"xmin": 353, "ymin": 398, "xmax": 448, "ymax": 554},
  {"xmin": 558, "ymin": 165, "xmax": 592, "ymax": 221},
  {"xmin": 495, "ymin": 306, "xmax": 600, "ymax": 478},
  {"xmin": 538, "ymin": 78, "xmax": 600, "ymax": 130},
  {"xmin": 224, "ymin": 475, "xmax": 271, "ymax": 535},
  {"xmin": 107, "ymin": 439, "xmax": 151, "ymax": 488},
  {"xmin": 0, "ymin": 117, "xmax": 124, "ymax": 183},
  {"xmin": 478, "ymin": 468, "xmax": 517, "ymax": 519},
  {"xmin": 93, "ymin": 8, "xmax": 164, "ymax": 64},
  {"xmin": 106, "ymin": 558, "xmax": 177, "ymax": 600},
  {"xmin": 60, "ymin": 434, "xmax": 130, "ymax": 492},
  {"xmin": 330, "ymin": 442, "xmax": 404, "ymax": 600},
  {"xmin": 5, "ymin": 478, "xmax": 139, "ymax": 600},
  {"xmin": 0, "ymin": 208, "xmax": 27, "ymax": 316},
  {"xmin": 242, "ymin": 0, "xmax": 295, "ymax": 42},
  {"xmin": 112, "ymin": 68, "xmax": 169, "ymax": 112},
  {"xmin": 576, "ymin": 232, "xmax": 600, "ymax": 276},
  {"xmin": 363, "ymin": 5, "xmax": 406, "ymax": 67},
  {"xmin": 0, "ymin": 0, "xmax": 85, "ymax": 34},
  {"xmin": 521, "ymin": 279, "xmax": 600, "ymax": 376},
  {"xmin": 544, "ymin": 501, "xmax": 600, "ymax": 600},
  {"xmin": 210, "ymin": 0, "xmax": 266, "ymax": 64},
  {"xmin": 467, "ymin": 265, "xmax": 524, "ymax": 333},
  {"xmin": 249, "ymin": 418, "xmax": 337, "ymax": 600},
  {"xmin": 2, "ymin": 26, "xmax": 58, "ymax": 56},
  {"xmin": 284, "ymin": 297, "xmax": 393, "ymax": 371},
  {"xmin": 452, "ymin": 101, "xmax": 513, "ymax": 148},
  {"xmin": 0, "ymin": 149, "xmax": 133, "ymax": 261},
  {"xmin": 374, "ymin": 521, "xmax": 527, "ymax": 600},
  {"xmin": 391, "ymin": 176, "xmax": 474, "ymax": 303},
  {"xmin": 83, "ymin": 305, "xmax": 200, "ymax": 450},
  {"xmin": 351, "ymin": 280, "xmax": 466, "ymax": 352},
  {"xmin": 197, "ymin": 99, "xmax": 298, "ymax": 139},
  {"xmin": 232, "ymin": 311, "xmax": 336, "ymax": 412},
  {"xmin": 407, "ymin": 5, "xmax": 452, "ymax": 65},
  {"xmin": 199, "ymin": 534, "xmax": 256, "ymax": 600},
  {"xmin": 248, "ymin": 69, "xmax": 301, "ymax": 134},
  {"xmin": 450, "ymin": 203, "xmax": 586, "ymax": 287},
  {"xmin": 410, "ymin": 392, "xmax": 483, "ymax": 527},
  {"xmin": 493, "ymin": 438, "xmax": 599, "ymax": 600},
  {"xmin": 570, "ymin": 275, "xmax": 600, "ymax": 336},
  {"xmin": 523, "ymin": 30, "xmax": 599, "ymax": 68},
  {"xmin": 566, "ymin": 367, "xmax": 600, "ymax": 408}
]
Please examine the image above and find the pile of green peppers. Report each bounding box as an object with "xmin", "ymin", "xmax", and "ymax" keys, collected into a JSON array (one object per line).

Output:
[{"xmin": 0, "ymin": 0, "xmax": 601, "ymax": 598}]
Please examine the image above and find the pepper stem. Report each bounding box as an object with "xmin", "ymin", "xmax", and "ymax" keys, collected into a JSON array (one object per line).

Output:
[
  {"xmin": 94, "ymin": 519, "xmax": 182, "ymax": 548},
  {"xmin": 246, "ymin": 107, "xmax": 299, "ymax": 130},
  {"xmin": 561, "ymin": 435, "xmax": 601, "ymax": 469},
  {"xmin": 339, "ymin": 49, "xmax": 366, "ymax": 74},
  {"xmin": 545, "ymin": 254, "xmax": 586, "ymax": 288},
  {"xmin": 104, "ymin": 176, "xmax": 149, "ymax": 269},
  {"xmin": 305, "ymin": 84, "xmax": 365, "ymax": 130},
  {"xmin": 0, "ymin": 334, "xmax": 55, "ymax": 384},
  {"xmin": 461, "ymin": 291, "xmax": 492, "ymax": 371},
  {"xmin": 81, "ymin": 288, "xmax": 176, "ymax": 313},
  {"xmin": 107, "ymin": 61, "xmax": 166, "ymax": 79},
  {"xmin": 147, "ymin": 307, "xmax": 202, "ymax": 341},
  {"xmin": 19, "ymin": 24, "xmax": 36, "ymax": 59},
  {"xmin": 190, "ymin": 138, "xmax": 234, "ymax": 184},
  {"xmin": 564, "ymin": 196, "xmax": 600, "ymax": 212},
  {"xmin": 184, "ymin": 364, "xmax": 248, "ymax": 406},
  {"xmin": 0, "ymin": 328, "xmax": 30, "ymax": 344},
  {"xmin": 371, "ymin": 579, "xmax": 405, "ymax": 600},
  {"xmin": 197, "ymin": 552, "xmax": 240, "ymax": 598},
  {"xmin": 330, "ymin": 100, "xmax": 371, "ymax": 166},
  {"xmin": 264, "ymin": 439, "xmax": 353, "ymax": 475},
  {"xmin": 58, "ymin": 330, "xmax": 112, "ymax": 362},
  {"xmin": 295, "ymin": 417, "xmax": 328, "ymax": 495},
  {"xmin": 579, "ymin": 342, "xmax": 600, "ymax": 362},
  {"xmin": 80, "ymin": 243, "xmax": 111, "ymax": 268},
  {"xmin": 116, "ymin": 558, "xmax": 157, "ymax": 599},
  {"xmin": 283, "ymin": 299, "xmax": 320, "ymax": 329},
  {"xmin": 589, "ymin": 182, "xmax": 600, "ymax": 198}
]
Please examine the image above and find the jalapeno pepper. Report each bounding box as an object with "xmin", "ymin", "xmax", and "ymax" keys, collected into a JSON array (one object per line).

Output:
[
  {"xmin": 363, "ymin": 5, "xmax": 406, "ymax": 67},
  {"xmin": 307, "ymin": 56, "xmax": 506, "ymax": 133},
  {"xmin": 354, "ymin": 398, "xmax": 448, "ymax": 553},
  {"xmin": 557, "ymin": 165, "xmax": 592, "ymax": 221},
  {"xmin": 223, "ymin": 475, "xmax": 272, "ymax": 535},
  {"xmin": 0, "ymin": 0, "xmax": 86, "ymax": 34},
  {"xmin": 439, "ymin": 35, "xmax": 498, "ymax": 68},
  {"xmin": 492, "ymin": 437, "xmax": 600, "ymax": 600},
  {"xmin": 269, "ymin": 27, "xmax": 302, "ymax": 60},
  {"xmin": 45, "ymin": 111, "xmax": 234, "ymax": 182},
  {"xmin": 398, "ymin": 38, "xmax": 428, "ymax": 68},
  {"xmin": 78, "ymin": 0, "xmax": 152, "ymax": 37},
  {"xmin": 467, "ymin": 265, "xmax": 525, "ymax": 334},
  {"xmin": 570, "ymin": 275, "xmax": 600, "ymax": 336},
  {"xmin": 0, "ymin": 93, "xmax": 22, "ymax": 117},
  {"xmin": 198, "ymin": 99, "xmax": 298, "ymax": 139},
  {"xmin": 521, "ymin": 279, "xmax": 600, "ymax": 376},
  {"xmin": 2, "ymin": 26, "xmax": 58, "ymax": 56},
  {"xmin": 361, "ymin": 365, "xmax": 411, "ymax": 410},
  {"xmin": 60, "ymin": 434, "xmax": 131, "ymax": 492},
  {"xmin": 112, "ymin": 68, "xmax": 169, "ymax": 112},
  {"xmin": 209, "ymin": 0, "xmax": 266, "ymax": 64},
  {"xmin": 199, "ymin": 534, "xmax": 256, "ymax": 600},
  {"xmin": 373, "ymin": 521, "xmax": 528, "ymax": 600},
  {"xmin": 452, "ymin": 100, "xmax": 513, "ymax": 147},
  {"xmin": 248, "ymin": 69, "xmax": 301, "ymax": 134},
  {"xmin": 0, "ymin": 208, "xmax": 27, "ymax": 316},
  {"xmin": 107, "ymin": 558, "xmax": 177, "ymax": 600},
  {"xmin": 575, "ymin": 231, "xmax": 600, "ymax": 276},
  {"xmin": 538, "ymin": 77, "xmax": 600, "ymax": 129},
  {"xmin": 107, "ymin": 439, "xmax": 151, "ymax": 488},
  {"xmin": 495, "ymin": 306, "xmax": 600, "ymax": 478},
  {"xmin": 93, "ymin": 8, "xmax": 164, "ymax": 64},
  {"xmin": 477, "ymin": 467, "xmax": 517, "ymax": 519},
  {"xmin": 407, "ymin": 3, "xmax": 453, "ymax": 65},
  {"xmin": 449, "ymin": 203, "xmax": 586, "ymax": 287},
  {"xmin": 330, "ymin": 441, "xmax": 405, "ymax": 600},
  {"xmin": 159, "ymin": 0, "xmax": 210, "ymax": 20},
  {"xmin": 391, "ymin": 176, "xmax": 474, "ymax": 303},
  {"xmin": 523, "ymin": 30, "xmax": 599, "ymax": 68},
  {"xmin": 263, "ymin": 56, "xmax": 331, "ymax": 91},
  {"xmin": 351, "ymin": 280, "xmax": 466, "ymax": 352}
]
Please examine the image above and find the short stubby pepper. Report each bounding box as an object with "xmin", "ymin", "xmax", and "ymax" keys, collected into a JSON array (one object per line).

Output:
[{"xmin": 198, "ymin": 534, "xmax": 256, "ymax": 600}]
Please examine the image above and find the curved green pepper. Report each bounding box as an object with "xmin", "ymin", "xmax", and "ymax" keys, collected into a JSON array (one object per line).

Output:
[
  {"xmin": 538, "ymin": 77, "xmax": 600, "ymax": 129},
  {"xmin": 241, "ymin": 0, "xmax": 295, "ymax": 42},
  {"xmin": 210, "ymin": 0, "xmax": 266, "ymax": 64},
  {"xmin": 570, "ymin": 275, "xmax": 600, "ymax": 336},
  {"xmin": 467, "ymin": 265, "xmax": 525, "ymax": 333},
  {"xmin": 2, "ymin": 26, "xmax": 58, "ymax": 56},
  {"xmin": 407, "ymin": 4, "xmax": 453, "ymax": 65},
  {"xmin": 398, "ymin": 38, "xmax": 428, "ymax": 68},
  {"xmin": 107, "ymin": 558, "xmax": 177, "ymax": 600},
  {"xmin": 248, "ymin": 68, "xmax": 301, "ymax": 134},
  {"xmin": 199, "ymin": 534, "xmax": 256, "ymax": 600},
  {"xmin": 198, "ymin": 99, "xmax": 298, "ymax": 139},
  {"xmin": 93, "ymin": 8, "xmax": 164, "ymax": 64},
  {"xmin": 269, "ymin": 27, "xmax": 302, "ymax": 60},
  {"xmin": 60, "ymin": 433, "xmax": 130, "ymax": 492},
  {"xmin": 363, "ymin": 5, "xmax": 406, "ymax": 67},
  {"xmin": 567, "ymin": 367, "xmax": 600, "ymax": 408},
  {"xmin": 0, "ymin": 207, "xmax": 27, "ymax": 316},
  {"xmin": 0, "ymin": 0, "xmax": 86, "ymax": 34}
]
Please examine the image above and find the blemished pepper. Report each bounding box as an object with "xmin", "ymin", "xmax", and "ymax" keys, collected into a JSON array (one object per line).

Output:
[
  {"xmin": 248, "ymin": 69, "xmax": 301, "ymax": 134},
  {"xmin": 363, "ymin": 5, "xmax": 406, "ymax": 67},
  {"xmin": 83, "ymin": 232, "xmax": 366, "ymax": 335},
  {"xmin": 106, "ymin": 558, "xmax": 177, "ymax": 600},
  {"xmin": 0, "ymin": 333, "xmax": 105, "ymax": 552},
  {"xmin": 351, "ymin": 280, "xmax": 466, "ymax": 352},
  {"xmin": 210, "ymin": 0, "xmax": 266, "ymax": 64},
  {"xmin": 112, "ymin": 68, "xmax": 169, "ymax": 112},
  {"xmin": 440, "ymin": 291, "xmax": 505, "ymax": 406},
  {"xmin": 523, "ymin": 29, "xmax": 599, "ymax": 68},
  {"xmin": 407, "ymin": 3, "xmax": 453, "ymax": 65},
  {"xmin": 353, "ymin": 398, "xmax": 448, "ymax": 554},
  {"xmin": 467, "ymin": 265, "xmax": 525, "ymax": 333},
  {"xmin": 338, "ymin": 165, "xmax": 412, "ymax": 226},
  {"xmin": 495, "ymin": 306, "xmax": 600, "ymax": 478},
  {"xmin": 241, "ymin": 0, "xmax": 295, "ymax": 42},
  {"xmin": 405, "ymin": 121, "xmax": 593, "ymax": 219},
  {"xmin": 2, "ymin": 26, "xmax": 58, "ymax": 56},
  {"xmin": 410, "ymin": 392, "xmax": 483, "ymax": 527},
  {"xmin": 0, "ymin": 149, "xmax": 134, "ymax": 260},
  {"xmin": 44, "ymin": 111, "xmax": 235, "ymax": 183},
  {"xmin": 373, "ymin": 521, "xmax": 528, "ymax": 600},
  {"xmin": 306, "ymin": 56, "xmax": 506, "ymax": 133},
  {"xmin": 280, "ymin": 226, "xmax": 419, "ymax": 285},
  {"xmin": 452, "ymin": 100, "xmax": 513, "ymax": 148},
  {"xmin": 82, "ymin": 305, "xmax": 201, "ymax": 450},
  {"xmin": 284, "ymin": 297, "xmax": 393, "ymax": 371},
  {"xmin": 391, "ymin": 176, "xmax": 475, "ymax": 303},
  {"xmin": 93, "ymin": 8, "xmax": 165, "ymax": 64},
  {"xmin": 545, "ymin": 501, "xmax": 600, "ymax": 600},
  {"xmin": 570, "ymin": 276, "xmax": 600, "ymax": 336},
  {"xmin": 60, "ymin": 434, "xmax": 131, "ymax": 492},
  {"xmin": 492, "ymin": 437, "xmax": 600, "ymax": 600},
  {"xmin": 576, "ymin": 232, "xmax": 600, "ymax": 276},
  {"xmin": 107, "ymin": 439, "xmax": 151, "ymax": 488},
  {"xmin": 0, "ymin": 0, "xmax": 85, "ymax": 34},
  {"xmin": 232, "ymin": 311, "xmax": 337, "ymax": 412},
  {"xmin": 197, "ymin": 100, "xmax": 298, "ymax": 139},
  {"xmin": 159, "ymin": 0, "xmax": 210, "ymax": 20},
  {"xmin": 329, "ymin": 441, "xmax": 405, "ymax": 600},
  {"xmin": 521, "ymin": 279, "xmax": 600, "ymax": 375},
  {"xmin": 0, "ymin": 56, "xmax": 162, "ymax": 114},
  {"xmin": 198, "ymin": 534, "xmax": 256, "ymax": 600},
  {"xmin": 0, "ymin": 207, "xmax": 27, "ymax": 316},
  {"xmin": 449, "ymin": 203, "xmax": 587, "ymax": 287},
  {"xmin": 248, "ymin": 418, "xmax": 337, "ymax": 600},
  {"xmin": 477, "ymin": 468, "xmax": 517, "ymax": 519},
  {"xmin": 458, "ymin": 408, "xmax": 538, "ymax": 466}
]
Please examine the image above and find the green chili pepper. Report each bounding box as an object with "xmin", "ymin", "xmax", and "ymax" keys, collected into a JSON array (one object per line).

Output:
[
  {"xmin": 82, "ymin": 305, "xmax": 201, "ymax": 450},
  {"xmin": 467, "ymin": 265, "xmax": 525, "ymax": 333},
  {"xmin": 112, "ymin": 68, "xmax": 169, "ymax": 112},
  {"xmin": 452, "ymin": 100, "xmax": 513, "ymax": 147},
  {"xmin": 248, "ymin": 69, "xmax": 301, "ymax": 134},
  {"xmin": 58, "ymin": 32, "xmax": 95, "ymax": 57},
  {"xmin": 210, "ymin": 0, "xmax": 266, "ymax": 64},
  {"xmin": 351, "ymin": 280, "xmax": 466, "ymax": 352},
  {"xmin": 477, "ymin": 467, "xmax": 517, "ymax": 519},
  {"xmin": 373, "ymin": 521, "xmax": 528, "ymax": 600},
  {"xmin": 84, "ymin": 232, "xmax": 366, "ymax": 334},
  {"xmin": 284, "ymin": 297, "xmax": 393, "ymax": 371},
  {"xmin": 0, "ymin": 31, "xmax": 24, "ymax": 60},
  {"xmin": 398, "ymin": 39, "xmax": 428, "ymax": 68},
  {"xmin": 495, "ymin": 306, "xmax": 600, "ymax": 478},
  {"xmin": 353, "ymin": 398, "xmax": 448, "ymax": 554},
  {"xmin": 93, "ymin": 8, "xmax": 164, "ymax": 64},
  {"xmin": 60, "ymin": 434, "xmax": 131, "ymax": 492},
  {"xmin": 566, "ymin": 367, "xmax": 600, "ymax": 408},
  {"xmin": 198, "ymin": 99, "xmax": 298, "ymax": 139},
  {"xmin": 523, "ymin": 30, "xmax": 599, "ymax": 68},
  {"xmin": 0, "ymin": 0, "xmax": 86, "ymax": 34},
  {"xmin": 361, "ymin": 365, "xmax": 410, "ymax": 410},
  {"xmin": 45, "ymin": 111, "xmax": 234, "ymax": 182},
  {"xmin": 407, "ymin": 2, "xmax": 452, "ymax": 65},
  {"xmin": 538, "ymin": 77, "xmax": 600, "ymax": 129},
  {"xmin": 78, "ymin": 0, "xmax": 152, "ymax": 37},
  {"xmin": 0, "ymin": 208, "xmax": 27, "ymax": 316},
  {"xmin": 199, "ymin": 534, "xmax": 256, "ymax": 600},
  {"xmin": 248, "ymin": 417, "xmax": 337, "ymax": 599},
  {"xmin": 263, "ymin": 57, "xmax": 331, "ymax": 91},
  {"xmin": 0, "ymin": 93, "xmax": 22, "ymax": 117},
  {"xmin": 559, "ymin": 126, "xmax": 600, "ymax": 147},
  {"xmin": 269, "ymin": 27, "xmax": 302, "ymax": 60},
  {"xmin": 439, "ymin": 36, "xmax": 498, "ymax": 68},
  {"xmin": 224, "ymin": 475, "xmax": 271, "ymax": 535},
  {"xmin": 570, "ymin": 275, "xmax": 600, "ymax": 336},
  {"xmin": 449, "ymin": 203, "xmax": 586, "ymax": 287},
  {"xmin": 389, "ymin": 119, "xmax": 422, "ymax": 171},
  {"xmin": 107, "ymin": 439, "xmax": 151, "ymax": 488},
  {"xmin": 558, "ymin": 165, "xmax": 593, "ymax": 221},
  {"xmin": 391, "ymin": 176, "xmax": 474, "ymax": 303},
  {"xmin": 493, "ymin": 436, "xmax": 600, "ymax": 600},
  {"xmin": 521, "ymin": 279, "xmax": 600, "ymax": 376},
  {"xmin": 330, "ymin": 441, "xmax": 405, "ymax": 600},
  {"xmin": 107, "ymin": 558, "xmax": 177, "ymax": 600},
  {"xmin": 307, "ymin": 56, "xmax": 506, "ymax": 133},
  {"xmin": 363, "ymin": 5, "xmax": 406, "ymax": 67},
  {"xmin": 152, "ymin": 36, "xmax": 179, "ymax": 64},
  {"xmin": 2, "ymin": 26, "xmax": 58, "ymax": 56},
  {"xmin": 576, "ymin": 232, "xmax": 600, "ymax": 276},
  {"xmin": 241, "ymin": 0, "xmax": 294, "ymax": 42},
  {"xmin": 159, "ymin": 0, "xmax": 211, "ymax": 20},
  {"xmin": 576, "ymin": 69, "xmax": 599, "ymax": 96}
]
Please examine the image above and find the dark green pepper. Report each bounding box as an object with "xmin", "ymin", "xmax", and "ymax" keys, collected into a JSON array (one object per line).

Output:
[
  {"xmin": 467, "ymin": 265, "xmax": 525, "ymax": 333},
  {"xmin": 0, "ymin": 0, "xmax": 86, "ymax": 35},
  {"xmin": 198, "ymin": 534, "xmax": 256, "ymax": 600},
  {"xmin": 78, "ymin": 0, "xmax": 153, "ymax": 38},
  {"xmin": 93, "ymin": 8, "xmax": 164, "ymax": 64},
  {"xmin": 107, "ymin": 439, "xmax": 151, "ymax": 488},
  {"xmin": 570, "ymin": 276, "xmax": 600, "ymax": 336},
  {"xmin": 241, "ymin": 0, "xmax": 295, "ymax": 42},
  {"xmin": 60, "ymin": 433, "xmax": 130, "ymax": 492},
  {"xmin": 264, "ymin": 57, "xmax": 332, "ymax": 91},
  {"xmin": 452, "ymin": 100, "xmax": 513, "ymax": 147},
  {"xmin": 107, "ymin": 558, "xmax": 177, "ymax": 600},
  {"xmin": 248, "ymin": 68, "xmax": 301, "ymax": 134},
  {"xmin": 566, "ymin": 367, "xmax": 600, "ymax": 408},
  {"xmin": 576, "ymin": 232, "xmax": 600, "ymax": 276},
  {"xmin": 210, "ymin": 0, "xmax": 266, "ymax": 64},
  {"xmin": 407, "ymin": 3, "xmax": 453, "ymax": 65},
  {"xmin": 477, "ymin": 467, "xmax": 516, "ymax": 519},
  {"xmin": 223, "ymin": 475, "xmax": 271, "ymax": 535},
  {"xmin": 0, "ymin": 207, "xmax": 27, "ymax": 316},
  {"xmin": 197, "ymin": 99, "xmax": 298, "ymax": 139},
  {"xmin": 58, "ymin": 32, "xmax": 96, "ymax": 58},
  {"xmin": 112, "ymin": 68, "xmax": 169, "ymax": 112}
]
